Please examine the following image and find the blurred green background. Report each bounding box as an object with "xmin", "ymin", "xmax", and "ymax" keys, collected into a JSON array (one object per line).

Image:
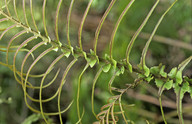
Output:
[{"xmin": 0, "ymin": 0, "xmax": 192, "ymax": 124}]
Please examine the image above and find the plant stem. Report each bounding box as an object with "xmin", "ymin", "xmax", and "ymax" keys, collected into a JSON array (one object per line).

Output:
[
  {"xmin": 177, "ymin": 87, "xmax": 184, "ymax": 124},
  {"xmin": 78, "ymin": 0, "xmax": 94, "ymax": 50},
  {"xmin": 92, "ymin": 68, "xmax": 102, "ymax": 118},
  {"xmin": 77, "ymin": 63, "xmax": 89, "ymax": 124},
  {"xmin": 159, "ymin": 96, "xmax": 167, "ymax": 124},
  {"xmin": 158, "ymin": 86, "xmax": 167, "ymax": 124}
]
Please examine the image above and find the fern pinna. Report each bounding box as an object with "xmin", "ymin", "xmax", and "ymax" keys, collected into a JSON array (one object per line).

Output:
[{"xmin": 0, "ymin": 0, "xmax": 191, "ymax": 124}]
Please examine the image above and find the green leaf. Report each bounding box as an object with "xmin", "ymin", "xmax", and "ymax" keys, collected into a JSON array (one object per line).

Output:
[
  {"xmin": 138, "ymin": 64, "xmax": 150, "ymax": 77},
  {"xmin": 155, "ymin": 79, "xmax": 164, "ymax": 88},
  {"xmin": 159, "ymin": 65, "xmax": 167, "ymax": 78},
  {"xmin": 173, "ymin": 82, "xmax": 189, "ymax": 99},
  {"xmin": 120, "ymin": 66, "xmax": 125, "ymax": 74},
  {"xmin": 150, "ymin": 66, "xmax": 159, "ymax": 75},
  {"xmin": 81, "ymin": 51, "xmax": 87, "ymax": 61},
  {"xmin": 189, "ymin": 87, "xmax": 192, "ymax": 99},
  {"xmin": 175, "ymin": 70, "xmax": 183, "ymax": 85},
  {"xmin": 102, "ymin": 63, "xmax": 111, "ymax": 73},
  {"xmin": 52, "ymin": 47, "xmax": 59, "ymax": 52},
  {"xmin": 51, "ymin": 40, "xmax": 62, "ymax": 48},
  {"xmin": 88, "ymin": 59, "xmax": 97, "ymax": 68},
  {"xmin": 105, "ymin": 54, "xmax": 110, "ymax": 60},
  {"xmin": 178, "ymin": 56, "xmax": 192, "ymax": 72},
  {"xmin": 61, "ymin": 46, "xmax": 71, "ymax": 58},
  {"xmin": 116, "ymin": 66, "xmax": 125, "ymax": 76},
  {"xmin": 90, "ymin": 49, "xmax": 95, "ymax": 55},
  {"xmin": 164, "ymin": 80, "xmax": 173, "ymax": 90},
  {"xmin": 61, "ymin": 44, "xmax": 73, "ymax": 58},
  {"xmin": 173, "ymin": 83, "xmax": 180, "ymax": 95},
  {"xmin": 180, "ymin": 82, "xmax": 189, "ymax": 99},
  {"xmin": 182, "ymin": 82, "xmax": 190, "ymax": 93},
  {"xmin": 127, "ymin": 62, "xmax": 132, "ymax": 73},
  {"xmin": 145, "ymin": 74, "xmax": 153, "ymax": 82},
  {"xmin": 72, "ymin": 46, "xmax": 86, "ymax": 58},
  {"xmin": 184, "ymin": 76, "xmax": 192, "ymax": 83},
  {"xmin": 116, "ymin": 68, "xmax": 121, "ymax": 76},
  {"xmin": 85, "ymin": 50, "xmax": 98, "ymax": 68},
  {"xmin": 138, "ymin": 73, "xmax": 145, "ymax": 78},
  {"xmin": 143, "ymin": 65, "xmax": 150, "ymax": 77},
  {"xmin": 111, "ymin": 59, "xmax": 117, "ymax": 69},
  {"xmin": 168, "ymin": 67, "xmax": 177, "ymax": 79},
  {"xmin": 104, "ymin": 54, "xmax": 117, "ymax": 68},
  {"xmin": 64, "ymin": 51, "xmax": 71, "ymax": 58},
  {"xmin": 21, "ymin": 114, "xmax": 41, "ymax": 124}
]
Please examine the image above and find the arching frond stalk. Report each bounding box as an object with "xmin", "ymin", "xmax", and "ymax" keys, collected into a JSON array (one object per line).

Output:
[
  {"xmin": 13, "ymin": 0, "xmax": 20, "ymax": 21},
  {"xmin": 30, "ymin": 0, "xmax": 39, "ymax": 32},
  {"xmin": 5, "ymin": 0, "xmax": 11, "ymax": 16},
  {"xmin": 77, "ymin": 63, "xmax": 89, "ymax": 123},
  {"xmin": 126, "ymin": 0, "xmax": 160, "ymax": 72},
  {"xmin": 78, "ymin": 0, "xmax": 94, "ymax": 50},
  {"xmin": 42, "ymin": 0, "xmax": 49, "ymax": 39},
  {"xmin": 6, "ymin": 30, "xmax": 27, "ymax": 64},
  {"xmin": 92, "ymin": 67, "xmax": 102, "ymax": 118},
  {"xmin": 0, "ymin": 24, "xmax": 17, "ymax": 40},
  {"xmin": 109, "ymin": 0, "xmax": 135, "ymax": 60},
  {"xmin": 93, "ymin": 0, "xmax": 117, "ymax": 54},
  {"xmin": 55, "ymin": 0, "xmax": 63, "ymax": 42},
  {"xmin": 23, "ymin": 0, "xmax": 30, "ymax": 27},
  {"xmin": 66, "ymin": 0, "xmax": 75, "ymax": 47},
  {"xmin": 57, "ymin": 58, "xmax": 77, "ymax": 124},
  {"xmin": 13, "ymin": 36, "xmax": 37, "ymax": 86},
  {"xmin": 139, "ymin": 0, "xmax": 178, "ymax": 70}
]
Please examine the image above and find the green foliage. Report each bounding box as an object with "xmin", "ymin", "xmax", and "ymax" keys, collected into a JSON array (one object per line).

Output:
[
  {"xmin": 0, "ymin": 0, "xmax": 191, "ymax": 124},
  {"xmin": 164, "ymin": 80, "xmax": 173, "ymax": 90},
  {"xmin": 21, "ymin": 114, "xmax": 42, "ymax": 124},
  {"xmin": 168, "ymin": 67, "xmax": 177, "ymax": 79},
  {"xmin": 155, "ymin": 79, "xmax": 164, "ymax": 88}
]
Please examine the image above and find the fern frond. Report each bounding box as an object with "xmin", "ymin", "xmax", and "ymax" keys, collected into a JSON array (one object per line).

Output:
[
  {"xmin": 0, "ymin": 24, "xmax": 17, "ymax": 40},
  {"xmin": 0, "ymin": 0, "xmax": 190, "ymax": 123},
  {"xmin": 13, "ymin": 0, "xmax": 20, "ymax": 21},
  {"xmin": 77, "ymin": 63, "xmax": 89, "ymax": 123},
  {"xmin": 92, "ymin": 67, "xmax": 102, "ymax": 118},
  {"xmin": 5, "ymin": 29, "xmax": 27, "ymax": 69},
  {"xmin": 96, "ymin": 83, "xmax": 134, "ymax": 123},
  {"xmin": 5, "ymin": 0, "xmax": 11, "ymax": 16},
  {"xmin": 29, "ymin": 0, "xmax": 39, "ymax": 32},
  {"xmin": 139, "ymin": 0, "xmax": 178, "ymax": 71},
  {"xmin": 109, "ymin": 0, "xmax": 135, "ymax": 60},
  {"xmin": 78, "ymin": 0, "xmax": 94, "ymax": 50},
  {"xmin": 42, "ymin": 0, "xmax": 49, "ymax": 38},
  {"xmin": 126, "ymin": 0, "xmax": 160, "ymax": 72},
  {"xmin": 93, "ymin": 0, "xmax": 117, "ymax": 54},
  {"xmin": 66, "ymin": 0, "xmax": 75, "ymax": 47},
  {"xmin": 55, "ymin": 0, "xmax": 63, "ymax": 42},
  {"xmin": 22, "ymin": 0, "xmax": 30, "ymax": 27}
]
